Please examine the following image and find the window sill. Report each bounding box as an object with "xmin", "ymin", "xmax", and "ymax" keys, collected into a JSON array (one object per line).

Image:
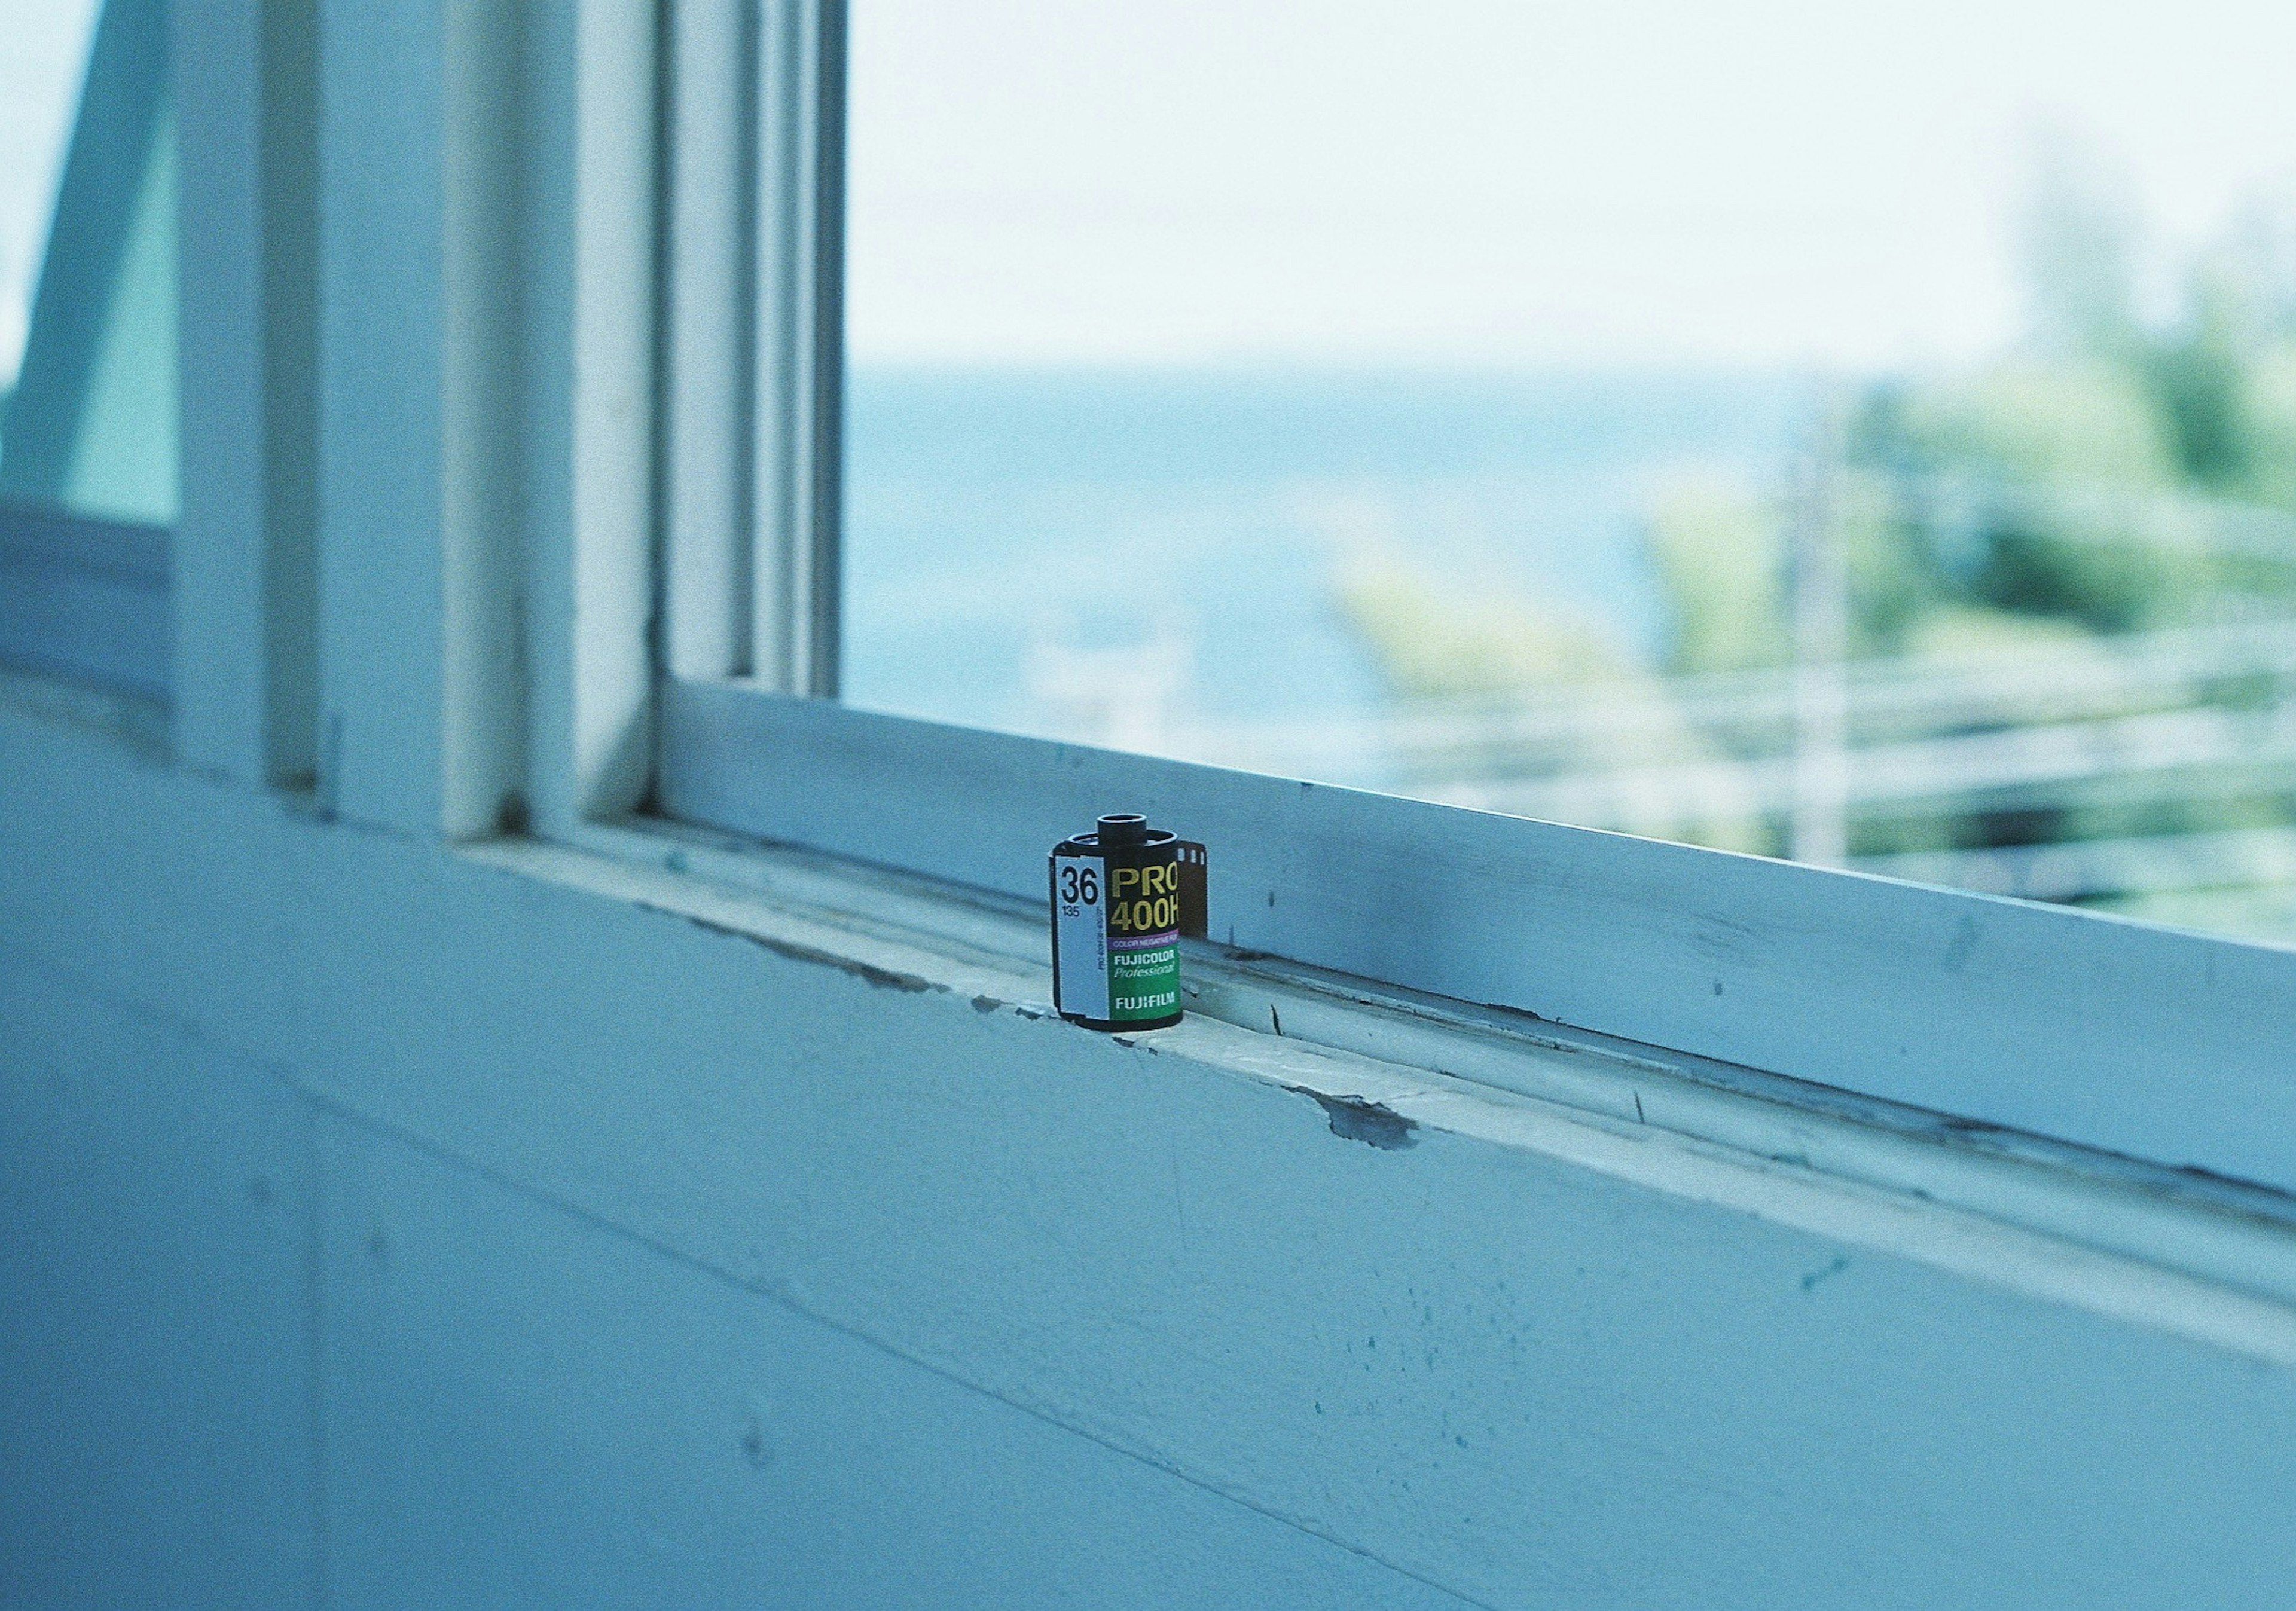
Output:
[
  {"xmin": 6, "ymin": 668, "xmax": 2290, "ymax": 1365},
  {"xmin": 496, "ymin": 813, "xmax": 2296, "ymax": 1365}
]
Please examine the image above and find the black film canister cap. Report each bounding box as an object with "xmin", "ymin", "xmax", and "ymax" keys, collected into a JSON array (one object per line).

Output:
[{"xmin": 1097, "ymin": 813, "xmax": 1149, "ymax": 849}]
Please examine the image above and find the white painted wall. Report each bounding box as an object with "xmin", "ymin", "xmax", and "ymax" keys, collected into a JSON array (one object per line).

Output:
[{"xmin": 6, "ymin": 684, "xmax": 2296, "ymax": 1609}]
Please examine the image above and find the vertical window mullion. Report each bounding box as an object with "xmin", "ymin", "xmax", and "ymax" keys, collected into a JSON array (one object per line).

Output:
[
  {"xmin": 752, "ymin": 0, "xmax": 844, "ymax": 698},
  {"xmin": 663, "ymin": 0, "xmax": 844, "ymax": 698},
  {"xmin": 661, "ymin": 0, "xmax": 753, "ymax": 682}
]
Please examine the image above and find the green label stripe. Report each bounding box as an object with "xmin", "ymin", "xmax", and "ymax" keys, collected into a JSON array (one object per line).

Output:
[{"xmin": 1108, "ymin": 934, "xmax": 1180, "ymax": 1021}]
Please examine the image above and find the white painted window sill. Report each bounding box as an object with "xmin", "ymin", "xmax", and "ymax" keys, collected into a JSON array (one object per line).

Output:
[
  {"xmin": 502, "ymin": 814, "xmax": 2296, "ymax": 1366},
  {"xmin": 7, "ymin": 661, "xmax": 2295, "ymax": 1363}
]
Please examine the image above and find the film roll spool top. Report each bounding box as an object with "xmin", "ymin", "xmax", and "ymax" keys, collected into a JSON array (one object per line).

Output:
[{"xmin": 1049, "ymin": 813, "xmax": 1207, "ymax": 1031}]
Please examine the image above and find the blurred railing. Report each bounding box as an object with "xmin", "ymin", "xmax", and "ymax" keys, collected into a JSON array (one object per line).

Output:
[{"xmin": 1164, "ymin": 471, "xmax": 2296, "ymax": 918}]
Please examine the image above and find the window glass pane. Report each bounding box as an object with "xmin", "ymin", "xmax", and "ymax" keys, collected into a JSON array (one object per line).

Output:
[
  {"xmin": 844, "ymin": 1, "xmax": 2296, "ymax": 943},
  {"xmin": 0, "ymin": 0, "xmax": 176, "ymax": 528},
  {"xmin": 0, "ymin": 2, "xmax": 100, "ymax": 399}
]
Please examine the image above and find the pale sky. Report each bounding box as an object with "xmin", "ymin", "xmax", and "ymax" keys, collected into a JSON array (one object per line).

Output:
[
  {"xmin": 7, "ymin": 2, "xmax": 2291, "ymax": 385},
  {"xmin": 848, "ymin": 0, "xmax": 2296, "ymax": 371}
]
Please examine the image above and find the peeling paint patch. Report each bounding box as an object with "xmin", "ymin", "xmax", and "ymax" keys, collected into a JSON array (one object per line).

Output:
[
  {"xmin": 657, "ymin": 906, "xmax": 948, "ymax": 994},
  {"xmin": 1288, "ymin": 1086, "xmax": 1418, "ymax": 1150}
]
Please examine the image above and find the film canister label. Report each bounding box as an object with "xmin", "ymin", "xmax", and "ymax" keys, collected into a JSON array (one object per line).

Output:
[
  {"xmin": 1052, "ymin": 852, "xmax": 1116, "ymax": 1022},
  {"xmin": 1049, "ymin": 814, "xmax": 1204, "ymax": 1031}
]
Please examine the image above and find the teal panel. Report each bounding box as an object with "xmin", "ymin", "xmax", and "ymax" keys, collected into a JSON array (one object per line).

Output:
[{"xmin": 60, "ymin": 102, "xmax": 176, "ymax": 523}]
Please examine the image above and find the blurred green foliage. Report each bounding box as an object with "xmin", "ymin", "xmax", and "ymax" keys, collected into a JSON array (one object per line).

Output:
[
  {"xmin": 1817, "ymin": 157, "xmax": 2296, "ymax": 885},
  {"xmin": 1335, "ymin": 144, "xmax": 2296, "ymax": 916},
  {"xmin": 1647, "ymin": 152, "xmax": 2296, "ymax": 678},
  {"xmin": 1336, "ymin": 552, "xmax": 1628, "ymax": 699}
]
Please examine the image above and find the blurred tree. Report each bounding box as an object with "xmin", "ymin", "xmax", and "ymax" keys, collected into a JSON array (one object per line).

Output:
[
  {"xmin": 2243, "ymin": 343, "xmax": 2296, "ymax": 506},
  {"xmin": 1645, "ymin": 482, "xmax": 1786, "ymax": 675}
]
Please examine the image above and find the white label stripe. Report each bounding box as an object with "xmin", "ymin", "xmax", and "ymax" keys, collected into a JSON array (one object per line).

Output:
[{"xmin": 1052, "ymin": 854, "xmax": 1110, "ymax": 1021}]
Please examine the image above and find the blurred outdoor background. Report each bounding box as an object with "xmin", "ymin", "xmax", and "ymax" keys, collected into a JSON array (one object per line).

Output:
[{"xmin": 844, "ymin": 0, "xmax": 2296, "ymax": 941}]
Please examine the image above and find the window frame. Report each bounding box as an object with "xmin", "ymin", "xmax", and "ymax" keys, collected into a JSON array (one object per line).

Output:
[
  {"xmin": 658, "ymin": 0, "xmax": 842, "ymax": 697},
  {"xmin": 143, "ymin": 0, "xmax": 2296, "ymax": 1202},
  {"xmin": 639, "ymin": 0, "xmax": 2296, "ymax": 1201},
  {"xmin": 0, "ymin": 0, "xmax": 184, "ymax": 714},
  {"xmin": 0, "ymin": 0, "xmax": 328, "ymax": 784}
]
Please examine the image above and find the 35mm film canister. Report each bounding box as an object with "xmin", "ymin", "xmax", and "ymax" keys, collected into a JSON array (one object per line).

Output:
[{"xmin": 1049, "ymin": 814, "xmax": 1207, "ymax": 1031}]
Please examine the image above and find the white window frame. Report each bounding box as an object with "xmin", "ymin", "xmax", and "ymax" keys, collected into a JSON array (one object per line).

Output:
[
  {"xmin": 157, "ymin": 0, "xmax": 2296, "ymax": 1200},
  {"xmin": 660, "ymin": 0, "xmax": 842, "ymax": 697},
  {"xmin": 646, "ymin": 0, "xmax": 2296, "ymax": 1199}
]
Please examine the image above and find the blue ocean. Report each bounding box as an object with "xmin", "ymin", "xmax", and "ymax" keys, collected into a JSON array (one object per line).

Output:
[{"xmin": 843, "ymin": 368, "xmax": 1816, "ymax": 759}]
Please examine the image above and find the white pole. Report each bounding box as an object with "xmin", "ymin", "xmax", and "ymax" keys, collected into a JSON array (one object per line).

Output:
[{"xmin": 1790, "ymin": 408, "xmax": 1849, "ymax": 866}]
